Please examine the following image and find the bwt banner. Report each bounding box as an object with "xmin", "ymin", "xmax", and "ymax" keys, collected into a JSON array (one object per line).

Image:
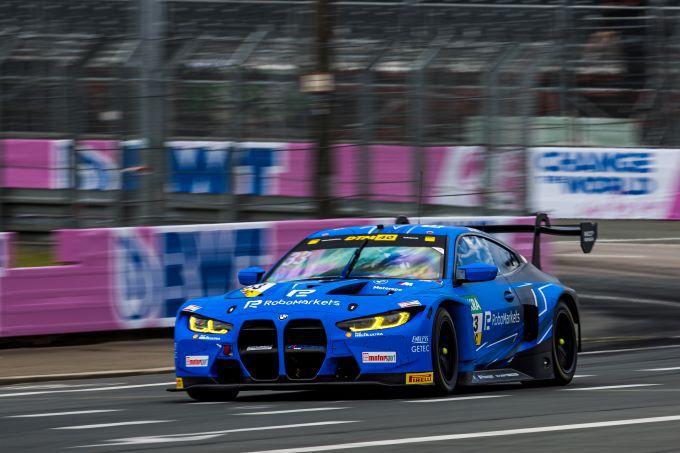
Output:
[
  {"xmin": 530, "ymin": 147, "xmax": 680, "ymax": 219},
  {"xmin": 0, "ymin": 217, "xmax": 537, "ymax": 337},
  {"xmin": 0, "ymin": 139, "xmax": 523, "ymax": 209}
]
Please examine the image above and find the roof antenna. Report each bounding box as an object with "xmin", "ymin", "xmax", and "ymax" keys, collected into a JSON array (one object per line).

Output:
[{"xmin": 395, "ymin": 215, "xmax": 409, "ymax": 225}]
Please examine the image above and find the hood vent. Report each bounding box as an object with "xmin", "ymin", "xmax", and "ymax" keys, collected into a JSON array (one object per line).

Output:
[{"xmin": 327, "ymin": 281, "xmax": 369, "ymax": 295}]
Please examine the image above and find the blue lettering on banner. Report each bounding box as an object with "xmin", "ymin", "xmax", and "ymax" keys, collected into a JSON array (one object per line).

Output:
[
  {"xmin": 162, "ymin": 227, "xmax": 268, "ymax": 317},
  {"xmin": 77, "ymin": 147, "xmax": 120, "ymax": 190},
  {"xmin": 536, "ymin": 151, "xmax": 654, "ymax": 174},
  {"xmin": 238, "ymin": 145, "xmax": 279, "ymax": 195},
  {"xmin": 169, "ymin": 143, "xmax": 231, "ymax": 194},
  {"xmin": 535, "ymin": 150, "xmax": 658, "ymax": 196}
]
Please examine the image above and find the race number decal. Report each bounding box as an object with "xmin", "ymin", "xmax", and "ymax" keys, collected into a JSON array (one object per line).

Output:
[{"xmin": 465, "ymin": 295, "xmax": 483, "ymax": 346}]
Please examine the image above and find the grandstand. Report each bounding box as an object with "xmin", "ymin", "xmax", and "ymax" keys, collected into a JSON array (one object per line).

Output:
[{"xmin": 1, "ymin": 0, "xmax": 678, "ymax": 145}]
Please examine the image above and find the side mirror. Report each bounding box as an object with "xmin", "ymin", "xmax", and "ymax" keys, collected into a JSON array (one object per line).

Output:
[
  {"xmin": 238, "ymin": 266, "xmax": 266, "ymax": 286},
  {"xmin": 458, "ymin": 263, "xmax": 498, "ymax": 283}
]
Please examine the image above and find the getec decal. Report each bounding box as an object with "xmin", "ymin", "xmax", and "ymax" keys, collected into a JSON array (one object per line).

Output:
[
  {"xmin": 465, "ymin": 295, "xmax": 483, "ymax": 346},
  {"xmin": 411, "ymin": 335, "xmax": 430, "ymax": 353},
  {"xmin": 344, "ymin": 234, "xmax": 397, "ymax": 241},
  {"xmin": 362, "ymin": 351, "xmax": 397, "ymax": 364},
  {"xmin": 185, "ymin": 355, "xmax": 209, "ymax": 367},
  {"xmin": 241, "ymin": 282, "xmax": 275, "ymax": 298},
  {"xmin": 244, "ymin": 299, "xmax": 341, "ymax": 309},
  {"xmin": 406, "ymin": 372, "xmax": 434, "ymax": 385}
]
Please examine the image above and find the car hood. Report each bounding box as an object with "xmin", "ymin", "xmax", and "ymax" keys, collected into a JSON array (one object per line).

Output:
[{"xmin": 182, "ymin": 278, "xmax": 444, "ymax": 320}]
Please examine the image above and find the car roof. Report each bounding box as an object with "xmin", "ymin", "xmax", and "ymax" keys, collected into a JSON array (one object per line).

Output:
[{"xmin": 307, "ymin": 224, "xmax": 472, "ymax": 238}]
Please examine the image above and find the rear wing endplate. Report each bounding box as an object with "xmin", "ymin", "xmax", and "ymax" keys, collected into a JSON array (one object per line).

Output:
[{"xmin": 468, "ymin": 213, "xmax": 597, "ymax": 270}]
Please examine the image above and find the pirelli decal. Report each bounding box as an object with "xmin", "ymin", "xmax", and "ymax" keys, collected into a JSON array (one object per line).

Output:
[{"xmin": 405, "ymin": 372, "xmax": 434, "ymax": 385}]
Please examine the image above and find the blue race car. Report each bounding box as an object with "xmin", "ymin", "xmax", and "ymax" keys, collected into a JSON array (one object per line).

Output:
[{"xmin": 171, "ymin": 214, "xmax": 597, "ymax": 401}]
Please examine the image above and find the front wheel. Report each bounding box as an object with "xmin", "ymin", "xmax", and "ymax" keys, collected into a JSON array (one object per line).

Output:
[
  {"xmin": 186, "ymin": 388, "xmax": 239, "ymax": 402},
  {"xmin": 431, "ymin": 307, "xmax": 458, "ymax": 395}
]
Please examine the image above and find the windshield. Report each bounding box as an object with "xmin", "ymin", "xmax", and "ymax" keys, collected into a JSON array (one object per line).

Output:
[{"xmin": 265, "ymin": 234, "xmax": 446, "ymax": 283}]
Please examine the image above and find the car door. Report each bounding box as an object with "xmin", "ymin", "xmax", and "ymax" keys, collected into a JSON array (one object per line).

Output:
[{"xmin": 453, "ymin": 235, "xmax": 523, "ymax": 365}]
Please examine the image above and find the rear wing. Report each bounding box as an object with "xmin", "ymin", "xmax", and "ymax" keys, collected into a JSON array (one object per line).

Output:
[{"xmin": 467, "ymin": 213, "xmax": 597, "ymax": 270}]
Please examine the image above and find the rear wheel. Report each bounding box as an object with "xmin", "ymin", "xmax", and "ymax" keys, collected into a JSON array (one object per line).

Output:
[
  {"xmin": 431, "ymin": 307, "xmax": 458, "ymax": 395},
  {"xmin": 186, "ymin": 388, "xmax": 239, "ymax": 402},
  {"xmin": 551, "ymin": 301, "xmax": 578, "ymax": 385}
]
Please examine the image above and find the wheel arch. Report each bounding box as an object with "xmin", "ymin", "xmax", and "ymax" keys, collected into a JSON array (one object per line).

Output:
[
  {"xmin": 437, "ymin": 299, "xmax": 476, "ymax": 362},
  {"xmin": 558, "ymin": 290, "xmax": 582, "ymax": 352}
]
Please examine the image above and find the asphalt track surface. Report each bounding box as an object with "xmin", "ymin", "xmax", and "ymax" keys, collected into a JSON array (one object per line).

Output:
[
  {"xmin": 2, "ymin": 345, "xmax": 680, "ymax": 452},
  {"xmin": 2, "ymin": 237, "xmax": 679, "ymax": 452}
]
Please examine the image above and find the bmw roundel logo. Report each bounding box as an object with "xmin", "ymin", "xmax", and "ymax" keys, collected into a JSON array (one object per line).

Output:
[{"xmin": 279, "ymin": 314, "xmax": 288, "ymax": 320}]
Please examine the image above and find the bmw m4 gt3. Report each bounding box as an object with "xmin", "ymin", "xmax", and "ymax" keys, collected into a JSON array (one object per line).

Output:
[{"xmin": 172, "ymin": 214, "xmax": 597, "ymax": 401}]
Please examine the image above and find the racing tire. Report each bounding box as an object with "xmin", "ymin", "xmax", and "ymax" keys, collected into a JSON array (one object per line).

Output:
[
  {"xmin": 186, "ymin": 388, "xmax": 239, "ymax": 402},
  {"xmin": 431, "ymin": 307, "xmax": 459, "ymax": 395},
  {"xmin": 550, "ymin": 301, "xmax": 578, "ymax": 385}
]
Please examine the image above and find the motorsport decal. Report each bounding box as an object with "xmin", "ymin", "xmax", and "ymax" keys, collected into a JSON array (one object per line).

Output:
[
  {"xmin": 244, "ymin": 298, "xmax": 341, "ymax": 309},
  {"xmin": 411, "ymin": 335, "xmax": 430, "ymax": 353},
  {"xmin": 362, "ymin": 352, "xmax": 397, "ymax": 363},
  {"xmin": 297, "ymin": 234, "xmax": 447, "ymax": 250},
  {"xmin": 372, "ymin": 285, "xmax": 402, "ymax": 292},
  {"xmin": 182, "ymin": 304, "xmax": 201, "ymax": 312},
  {"xmin": 192, "ymin": 334, "xmax": 221, "ymax": 341},
  {"xmin": 398, "ymin": 281, "xmax": 414, "ymax": 286},
  {"xmin": 406, "ymin": 372, "xmax": 434, "ymax": 384},
  {"xmin": 465, "ymin": 295, "xmax": 484, "ymax": 346},
  {"xmin": 241, "ymin": 282, "xmax": 275, "ymax": 298},
  {"xmin": 185, "ymin": 355, "xmax": 209, "ymax": 367}
]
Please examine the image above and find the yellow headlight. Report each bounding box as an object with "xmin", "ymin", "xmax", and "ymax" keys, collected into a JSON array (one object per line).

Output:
[
  {"xmin": 189, "ymin": 315, "xmax": 232, "ymax": 334},
  {"xmin": 347, "ymin": 311, "xmax": 411, "ymax": 332}
]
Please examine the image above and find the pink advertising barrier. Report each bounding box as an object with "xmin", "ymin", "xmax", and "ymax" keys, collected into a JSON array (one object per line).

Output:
[{"xmin": 0, "ymin": 217, "xmax": 548, "ymax": 338}]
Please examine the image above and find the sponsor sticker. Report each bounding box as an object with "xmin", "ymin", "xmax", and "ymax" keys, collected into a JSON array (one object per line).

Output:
[
  {"xmin": 286, "ymin": 289, "xmax": 316, "ymax": 297},
  {"xmin": 182, "ymin": 304, "xmax": 201, "ymax": 312},
  {"xmin": 352, "ymin": 331, "xmax": 384, "ymax": 338},
  {"xmin": 344, "ymin": 234, "xmax": 397, "ymax": 241},
  {"xmin": 241, "ymin": 282, "xmax": 275, "ymax": 298},
  {"xmin": 192, "ymin": 334, "xmax": 221, "ymax": 341},
  {"xmin": 398, "ymin": 281, "xmax": 414, "ymax": 286},
  {"xmin": 372, "ymin": 285, "xmax": 402, "ymax": 292},
  {"xmin": 175, "ymin": 377, "xmax": 184, "ymax": 389},
  {"xmin": 465, "ymin": 295, "xmax": 483, "ymax": 346},
  {"xmin": 245, "ymin": 298, "xmax": 341, "ymax": 308},
  {"xmin": 398, "ymin": 300, "xmax": 421, "ymax": 308},
  {"xmin": 185, "ymin": 355, "xmax": 209, "ymax": 367},
  {"xmin": 362, "ymin": 352, "xmax": 397, "ymax": 363},
  {"xmin": 424, "ymin": 236, "xmax": 436, "ymax": 242},
  {"xmin": 406, "ymin": 372, "xmax": 434, "ymax": 385},
  {"xmin": 411, "ymin": 335, "xmax": 430, "ymax": 353},
  {"xmin": 484, "ymin": 310, "xmax": 521, "ymax": 330},
  {"xmin": 307, "ymin": 239, "xmax": 320, "ymax": 245}
]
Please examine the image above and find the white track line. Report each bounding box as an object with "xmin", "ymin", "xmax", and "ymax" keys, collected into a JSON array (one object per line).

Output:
[
  {"xmin": 0, "ymin": 368, "xmax": 172, "ymax": 382},
  {"xmin": 0, "ymin": 382, "xmax": 174, "ymax": 398},
  {"xmin": 7, "ymin": 409, "xmax": 123, "ymax": 418},
  {"xmin": 404, "ymin": 395, "xmax": 510, "ymax": 404},
  {"xmin": 237, "ymin": 407, "xmax": 349, "ymax": 416},
  {"xmin": 638, "ymin": 367, "xmax": 680, "ymax": 372},
  {"xmin": 573, "ymin": 375, "xmax": 595, "ymax": 378},
  {"xmin": 243, "ymin": 415, "xmax": 680, "ymax": 453},
  {"xmin": 598, "ymin": 237, "xmax": 680, "ymax": 243},
  {"xmin": 581, "ymin": 345, "xmax": 680, "ymax": 355},
  {"xmin": 556, "ymin": 254, "xmax": 645, "ymax": 259},
  {"xmin": 54, "ymin": 420, "xmax": 173, "ymax": 430},
  {"xmin": 580, "ymin": 294, "xmax": 680, "ymax": 309},
  {"xmin": 563, "ymin": 384, "xmax": 660, "ymax": 391},
  {"xmin": 71, "ymin": 421, "xmax": 359, "ymax": 448}
]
